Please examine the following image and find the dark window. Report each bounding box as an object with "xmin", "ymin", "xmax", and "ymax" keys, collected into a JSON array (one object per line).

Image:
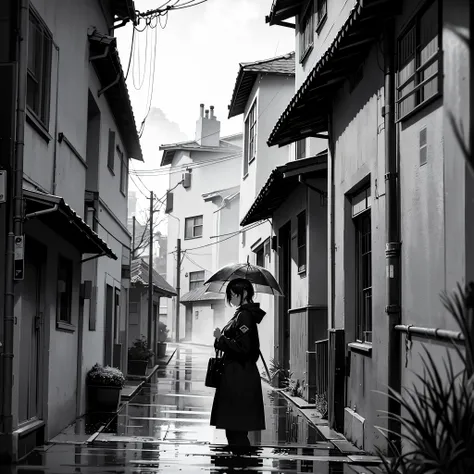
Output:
[
  {"xmin": 297, "ymin": 211, "xmax": 307, "ymax": 273},
  {"xmin": 27, "ymin": 9, "xmax": 52, "ymax": 126},
  {"xmin": 300, "ymin": 2, "xmax": 314, "ymax": 61},
  {"xmin": 57, "ymin": 256, "xmax": 73, "ymax": 323},
  {"xmin": 296, "ymin": 139, "xmax": 307, "ymax": 160},
  {"xmin": 165, "ymin": 191, "xmax": 174, "ymax": 213},
  {"xmin": 118, "ymin": 146, "xmax": 127, "ymax": 195},
  {"xmin": 184, "ymin": 215, "xmax": 203, "ymax": 239},
  {"xmin": 243, "ymin": 100, "xmax": 257, "ymax": 176},
  {"xmin": 114, "ymin": 288, "xmax": 120, "ymax": 342},
  {"xmin": 107, "ymin": 130, "xmax": 116, "ymax": 172},
  {"xmin": 316, "ymin": 0, "xmax": 327, "ymax": 29},
  {"xmin": 189, "ymin": 271, "xmax": 205, "ymax": 290},
  {"xmin": 255, "ymin": 247, "xmax": 265, "ymax": 267},
  {"xmin": 397, "ymin": 0, "xmax": 441, "ymax": 120},
  {"xmin": 353, "ymin": 187, "xmax": 372, "ymax": 343}
]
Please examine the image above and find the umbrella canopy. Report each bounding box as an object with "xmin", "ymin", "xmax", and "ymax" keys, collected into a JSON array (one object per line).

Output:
[{"xmin": 204, "ymin": 262, "xmax": 284, "ymax": 296}]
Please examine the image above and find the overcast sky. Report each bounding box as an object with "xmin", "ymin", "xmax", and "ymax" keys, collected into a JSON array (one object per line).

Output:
[{"xmin": 116, "ymin": 0, "xmax": 294, "ymax": 225}]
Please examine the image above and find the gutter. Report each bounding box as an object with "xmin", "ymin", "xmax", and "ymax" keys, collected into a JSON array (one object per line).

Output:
[{"xmin": 383, "ymin": 18, "xmax": 402, "ymax": 450}]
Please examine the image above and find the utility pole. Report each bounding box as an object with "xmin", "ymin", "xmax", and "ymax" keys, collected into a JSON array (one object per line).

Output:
[
  {"xmin": 175, "ymin": 238, "xmax": 181, "ymax": 343},
  {"xmin": 132, "ymin": 216, "xmax": 136, "ymax": 260},
  {"xmin": 147, "ymin": 192, "xmax": 154, "ymax": 352}
]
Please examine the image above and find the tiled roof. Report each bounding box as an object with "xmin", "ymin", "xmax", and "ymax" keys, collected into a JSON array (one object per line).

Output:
[
  {"xmin": 180, "ymin": 286, "xmax": 223, "ymax": 304},
  {"xmin": 228, "ymin": 52, "xmax": 295, "ymax": 118},
  {"xmin": 131, "ymin": 258, "xmax": 176, "ymax": 296},
  {"xmin": 159, "ymin": 133, "xmax": 243, "ymax": 166}
]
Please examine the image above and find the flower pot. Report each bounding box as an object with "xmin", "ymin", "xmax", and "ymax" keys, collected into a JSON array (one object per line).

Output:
[
  {"xmin": 87, "ymin": 385, "xmax": 122, "ymax": 413},
  {"xmin": 156, "ymin": 342, "xmax": 167, "ymax": 358},
  {"xmin": 128, "ymin": 359, "xmax": 148, "ymax": 376}
]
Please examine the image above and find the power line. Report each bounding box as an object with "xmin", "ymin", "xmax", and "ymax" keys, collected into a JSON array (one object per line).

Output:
[{"xmin": 183, "ymin": 252, "xmax": 210, "ymax": 272}]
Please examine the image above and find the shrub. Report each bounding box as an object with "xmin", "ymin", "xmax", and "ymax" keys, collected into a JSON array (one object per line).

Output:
[
  {"xmin": 128, "ymin": 336, "xmax": 154, "ymax": 361},
  {"xmin": 86, "ymin": 363, "xmax": 125, "ymax": 388},
  {"xmin": 158, "ymin": 321, "xmax": 169, "ymax": 343}
]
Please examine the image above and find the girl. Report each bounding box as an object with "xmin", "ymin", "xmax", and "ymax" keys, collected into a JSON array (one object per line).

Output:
[{"xmin": 209, "ymin": 278, "xmax": 266, "ymax": 447}]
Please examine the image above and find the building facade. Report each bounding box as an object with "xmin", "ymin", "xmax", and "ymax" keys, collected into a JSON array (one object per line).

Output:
[
  {"xmin": 0, "ymin": 0, "xmax": 141, "ymax": 461},
  {"xmin": 159, "ymin": 105, "xmax": 243, "ymax": 343},
  {"xmin": 267, "ymin": 0, "xmax": 472, "ymax": 453}
]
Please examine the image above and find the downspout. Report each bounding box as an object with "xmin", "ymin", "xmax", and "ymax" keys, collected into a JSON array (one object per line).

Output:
[
  {"xmin": 3, "ymin": 0, "xmax": 28, "ymax": 439},
  {"xmin": 383, "ymin": 19, "xmax": 402, "ymax": 449},
  {"xmin": 328, "ymin": 114, "xmax": 336, "ymax": 329},
  {"xmin": 51, "ymin": 42, "xmax": 60, "ymax": 195}
]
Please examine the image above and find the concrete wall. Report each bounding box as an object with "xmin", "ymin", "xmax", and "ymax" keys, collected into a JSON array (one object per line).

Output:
[{"xmin": 165, "ymin": 137, "xmax": 242, "ymax": 340}]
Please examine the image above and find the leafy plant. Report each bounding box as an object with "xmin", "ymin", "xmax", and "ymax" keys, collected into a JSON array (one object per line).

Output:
[
  {"xmin": 372, "ymin": 283, "xmax": 474, "ymax": 474},
  {"xmin": 128, "ymin": 336, "xmax": 154, "ymax": 361},
  {"xmin": 158, "ymin": 321, "xmax": 169, "ymax": 343},
  {"xmin": 313, "ymin": 392, "xmax": 328, "ymax": 419},
  {"xmin": 86, "ymin": 363, "xmax": 125, "ymax": 388},
  {"xmin": 286, "ymin": 378, "xmax": 304, "ymax": 398},
  {"xmin": 267, "ymin": 357, "xmax": 292, "ymax": 388}
]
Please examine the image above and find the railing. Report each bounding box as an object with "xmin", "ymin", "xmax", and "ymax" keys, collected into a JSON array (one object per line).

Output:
[{"xmin": 315, "ymin": 338, "xmax": 329, "ymax": 397}]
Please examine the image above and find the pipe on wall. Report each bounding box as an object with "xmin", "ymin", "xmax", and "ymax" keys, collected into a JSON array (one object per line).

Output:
[
  {"xmin": 383, "ymin": 18, "xmax": 402, "ymax": 449},
  {"xmin": 328, "ymin": 114, "xmax": 336, "ymax": 329}
]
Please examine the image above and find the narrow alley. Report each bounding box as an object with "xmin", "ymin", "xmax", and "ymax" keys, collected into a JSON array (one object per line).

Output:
[{"xmin": 10, "ymin": 345, "xmax": 380, "ymax": 473}]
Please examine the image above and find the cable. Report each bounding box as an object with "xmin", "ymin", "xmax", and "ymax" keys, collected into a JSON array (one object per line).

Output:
[
  {"xmin": 124, "ymin": 26, "xmax": 135, "ymax": 80},
  {"xmin": 183, "ymin": 253, "xmax": 210, "ymax": 272},
  {"xmin": 129, "ymin": 175, "xmax": 149, "ymax": 198}
]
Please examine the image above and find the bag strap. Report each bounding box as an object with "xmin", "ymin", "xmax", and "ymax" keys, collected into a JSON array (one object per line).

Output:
[{"xmin": 259, "ymin": 349, "xmax": 271, "ymax": 380}]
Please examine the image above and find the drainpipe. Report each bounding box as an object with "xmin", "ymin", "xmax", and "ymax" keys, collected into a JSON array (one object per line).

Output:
[
  {"xmin": 383, "ymin": 19, "xmax": 402, "ymax": 450},
  {"xmin": 3, "ymin": 0, "xmax": 28, "ymax": 439},
  {"xmin": 51, "ymin": 42, "xmax": 60, "ymax": 195},
  {"xmin": 328, "ymin": 114, "xmax": 336, "ymax": 329}
]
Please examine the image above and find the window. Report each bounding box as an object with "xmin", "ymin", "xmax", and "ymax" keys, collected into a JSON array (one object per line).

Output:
[
  {"xmin": 299, "ymin": 2, "xmax": 314, "ymax": 61},
  {"xmin": 184, "ymin": 215, "xmax": 203, "ymax": 239},
  {"xmin": 118, "ymin": 146, "xmax": 127, "ymax": 195},
  {"xmin": 352, "ymin": 187, "xmax": 372, "ymax": 343},
  {"xmin": 27, "ymin": 9, "xmax": 52, "ymax": 126},
  {"xmin": 297, "ymin": 211, "xmax": 307, "ymax": 273},
  {"xmin": 315, "ymin": 0, "xmax": 327, "ymax": 30},
  {"xmin": 296, "ymin": 139, "xmax": 307, "ymax": 160},
  {"xmin": 189, "ymin": 271, "xmax": 205, "ymax": 290},
  {"xmin": 255, "ymin": 246, "xmax": 265, "ymax": 267},
  {"xmin": 243, "ymin": 100, "xmax": 257, "ymax": 176},
  {"xmin": 107, "ymin": 130, "xmax": 116, "ymax": 172},
  {"xmin": 57, "ymin": 256, "xmax": 73, "ymax": 324},
  {"xmin": 397, "ymin": 0, "xmax": 441, "ymax": 120}
]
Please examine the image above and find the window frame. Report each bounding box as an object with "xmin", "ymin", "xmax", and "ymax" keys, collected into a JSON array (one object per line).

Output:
[
  {"xmin": 57, "ymin": 255, "xmax": 73, "ymax": 326},
  {"xmin": 118, "ymin": 145, "xmax": 127, "ymax": 196},
  {"xmin": 295, "ymin": 138, "xmax": 307, "ymax": 160},
  {"xmin": 184, "ymin": 215, "xmax": 203, "ymax": 240},
  {"xmin": 189, "ymin": 270, "xmax": 205, "ymax": 290},
  {"xmin": 396, "ymin": 0, "xmax": 442, "ymax": 122},
  {"xmin": 27, "ymin": 7, "xmax": 52, "ymax": 128},
  {"xmin": 297, "ymin": 210, "xmax": 307, "ymax": 274},
  {"xmin": 299, "ymin": 1, "xmax": 314, "ymax": 62},
  {"xmin": 315, "ymin": 0, "xmax": 328, "ymax": 33},
  {"xmin": 243, "ymin": 99, "xmax": 257, "ymax": 177},
  {"xmin": 352, "ymin": 187, "xmax": 372, "ymax": 344},
  {"xmin": 107, "ymin": 129, "xmax": 116, "ymax": 173}
]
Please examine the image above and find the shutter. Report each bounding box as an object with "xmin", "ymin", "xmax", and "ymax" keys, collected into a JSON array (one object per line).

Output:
[
  {"xmin": 165, "ymin": 191, "xmax": 174, "ymax": 213},
  {"xmin": 107, "ymin": 129, "xmax": 116, "ymax": 171}
]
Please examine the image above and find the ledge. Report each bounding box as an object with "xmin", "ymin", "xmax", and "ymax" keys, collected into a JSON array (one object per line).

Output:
[
  {"xmin": 26, "ymin": 110, "xmax": 52, "ymax": 143},
  {"xmin": 348, "ymin": 342, "xmax": 372, "ymax": 356},
  {"xmin": 13, "ymin": 419, "xmax": 45, "ymax": 437},
  {"xmin": 56, "ymin": 321, "xmax": 76, "ymax": 333}
]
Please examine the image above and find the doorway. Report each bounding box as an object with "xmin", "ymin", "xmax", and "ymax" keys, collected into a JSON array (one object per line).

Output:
[
  {"xmin": 278, "ymin": 221, "xmax": 292, "ymax": 373},
  {"xmin": 18, "ymin": 243, "xmax": 44, "ymax": 425},
  {"xmin": 104, "ymin": 284, "xmax": 114, "ymax": 366}
]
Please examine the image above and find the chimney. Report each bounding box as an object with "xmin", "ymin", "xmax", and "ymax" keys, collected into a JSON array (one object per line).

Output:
[{"xmin": 195, "ymin": 104, "xmax": 221, "ymax": 147}]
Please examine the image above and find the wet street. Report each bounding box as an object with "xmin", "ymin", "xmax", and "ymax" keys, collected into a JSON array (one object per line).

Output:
[{"xmin": 8, "ymin": 345, "xmax": 380, "ymax": 473}]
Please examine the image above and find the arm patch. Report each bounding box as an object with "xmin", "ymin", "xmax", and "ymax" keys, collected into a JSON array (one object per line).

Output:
[{"xmin": 239, "ymin": 325, "xmax": 249, "ymax": 334}]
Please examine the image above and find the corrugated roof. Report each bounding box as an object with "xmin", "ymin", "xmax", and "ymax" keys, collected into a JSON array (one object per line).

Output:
[
  {"xmin": 180, "ymin": 286, "xmax": 223, "ymax": 304},
  {"xmin": 23, "ymin": 189, "xmax": 117, "ymax": 259},
  {"xmin": 159, "ymin": 134, "xmax": 243, "ymax": 166},
  {"xmin": 240, "ymin": 152, "xmax": 328, "ymax": 226},
  {"xmin": 228, "ymin": 52, "xmax": 295, "ymax": 119},
  {"xmin": 131, "ymin": 259, "xmax": 176, "ymax": 296},
  {"xmin": 267, "ymin": 0, "xmax": 398, "ymax": 147}
]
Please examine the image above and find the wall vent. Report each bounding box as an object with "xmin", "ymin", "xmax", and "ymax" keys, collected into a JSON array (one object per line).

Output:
[{"xmin": 419, "ymin": 127, "xmax": 428, "ymax": 166}]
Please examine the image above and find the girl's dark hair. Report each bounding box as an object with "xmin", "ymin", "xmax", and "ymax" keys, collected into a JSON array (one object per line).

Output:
[{"xmin": 226, "ymin": 278, "xmax": 255, "ymax": 306}]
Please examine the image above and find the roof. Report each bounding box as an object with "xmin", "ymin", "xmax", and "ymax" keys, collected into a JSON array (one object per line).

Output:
[
  {"xmin": 160, "ymin": 134, "xmax": 242, "ymax": 166},
  {"xmin": 265, "ymin": 0, "xmax": 305, "ymax": 25},
  {"xmin": 131, "ymin": 259, "xmax": 176, "ymax": 297},
  {"xmin": 89, "ymin": 29, "xmax": 143, "ymax": 161},
  {"xmin": 241, "ymin": 152, "xmax": 328, "ymax": 226},
  {"xmin": 202, "ymin": 185, "xmax": 240, "ymax": 202},
  {"xmin": 228, "ymin": 53, "xmax": 295, "ymax": 119},
  {"xmin": 23, "ymin": 189, "xmax": 117, "ymax": 259},
  {"xmin": 180, "ymin": 286, "xmax": 223, "ymax": 304},
  {"xmin": 112, "ymin": 0, "xmax": 137, "ymax": 24},
  {"xmin": 268, "ymin": 0, "xmax": 398, "ymax": 147}
]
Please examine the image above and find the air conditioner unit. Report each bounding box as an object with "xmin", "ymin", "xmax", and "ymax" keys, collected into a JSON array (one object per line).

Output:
[{"xmin": 182, "ymin": 171, "xmax": 191, "ymax": 189}]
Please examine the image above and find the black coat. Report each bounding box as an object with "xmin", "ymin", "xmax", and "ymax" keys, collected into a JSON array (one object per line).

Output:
[{"xmin": 210, "ymin": 303, "xmax": 266, "ymax": 432}]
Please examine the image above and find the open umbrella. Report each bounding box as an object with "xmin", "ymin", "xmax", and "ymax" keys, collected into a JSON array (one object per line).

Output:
[{"xmin": 204, "ymin": 260, "xmax": 284, "ymax": 296}]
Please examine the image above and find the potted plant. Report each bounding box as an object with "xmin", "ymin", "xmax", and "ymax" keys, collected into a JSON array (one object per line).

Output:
[
  {"xmin": 157, "ymin": 321, "xmax": 169, "ymax": 358},
  {"xmin": 128, "ymin": 336, "xmax": 154, "ymax": 375},
  {"xmin": 86, "ymin": 364, "xmax": 125, "ymax": 413}
]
